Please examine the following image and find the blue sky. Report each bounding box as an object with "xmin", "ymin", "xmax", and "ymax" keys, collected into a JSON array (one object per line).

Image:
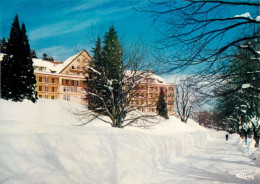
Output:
[
  {"xmin": 0, "ymin": 0, "xmax": 258, "ymax": 71},
  {"xmin": 0, "ymin": 0, "xmax": 156, "ymax": 61}
]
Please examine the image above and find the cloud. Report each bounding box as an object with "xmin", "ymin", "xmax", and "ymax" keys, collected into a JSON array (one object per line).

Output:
[
  {"xmin": 37, "ymin": 46, "xmax": 74, "ymax": 61},
  {"xmin": 28, "ymin": 19, "xmax": 99, "ymax": 40},
  {"xmin": 67, "ymin": 1, "xmax": 106, "ymax": 12}
]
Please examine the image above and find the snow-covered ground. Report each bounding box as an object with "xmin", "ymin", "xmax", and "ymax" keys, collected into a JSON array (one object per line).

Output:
[{"xmin": 0, "ymin": 99, "xmax": 259, "ymax": 183}]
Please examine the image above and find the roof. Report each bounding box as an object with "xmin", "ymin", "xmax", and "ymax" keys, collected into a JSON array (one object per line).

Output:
[
  {"xmin": 33, "ymin": 50, "xmax": 90, "ymax": 73},
  {"xmin": 58, "ymin": 50, "xmax": 92, "ymax": 73},
  {"xmin": 125, "ymin": 70, "xmax": 166, "ymax": 84}
]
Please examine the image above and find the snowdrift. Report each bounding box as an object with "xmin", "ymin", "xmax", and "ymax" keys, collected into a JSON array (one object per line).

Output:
[{"xmin": 0, "ymin": 99, "xmax": 210, "ymax": 183}]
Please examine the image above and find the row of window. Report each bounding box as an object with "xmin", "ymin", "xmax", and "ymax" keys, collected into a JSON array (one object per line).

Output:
[
  {"xmin": 63, "ymin": 86, "xmax": 78, "ymax": 93},
  {"xmin": 77, "ymin": 58, "xmax": 87, "ymax": 63},
  {"xmin": 134, "ymin": 92, "xmax": 173, "ymax": 99},
  {"xmin": 38, "ymin": 86, "xmax": 56, "ymax": 92},
  {"xmin": 71, "ymin": 65, "xmax": 86, "ymax": 70},
  {"xmin": 39, "ymin": 77, "xmax": 56, "ymax": 83},
  {"xmin": 62, "ymin": 79, "xmax": 80, "ymax": 86},
  {"xmin": 65, "ymin": 71, "xmax": 84, "ymax": 76},
  {"xmin": 39, "ymin": 95, "xmax": 55, "ymax": 99},
  {"xmin": 63, "ymin": 95, "xmax": 84, "ymax": 101}
]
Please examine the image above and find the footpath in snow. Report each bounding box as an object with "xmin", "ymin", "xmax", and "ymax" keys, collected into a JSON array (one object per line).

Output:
[
  {"xmin": 153, "ymin": 133, "xmax": 260, "ymax": 184},
  {"xmin": 0, "ymin": 99, "xmax": 259, "ymax": 184}
]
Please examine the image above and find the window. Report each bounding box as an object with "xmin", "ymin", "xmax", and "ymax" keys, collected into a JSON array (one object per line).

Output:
[
  {"xmin": 71, "ymin": 81, "xmax": 74, "ymax": 85},
  {"xmin": 77, "ymin": 66, "xmax": 80, "ymax": 69},
  {"xmin": 72, "ymin": 66, "xmax": 74, "ymax": 69},
  {"xmin": 52, "ymin": 78, "xmax": 55, "ymax": 83},
  {"xmin": 66, "ymin": 80, "xmax": 69, "ymax": 85},
  {"xmin": 67, "ymin": 86, "xmax": 70, "ymax": 92},
  {"xmin": 51, "ymin": 96, "xmax": 54, "ymax": 99},
  {"xmin": 63, "ymin": 95, "xmax": 70, "ymax": 101},
  {"xmin": 39, "ymin": 77, "xmax": 42, "ymax": 82},
  {"xmin": 83, "ymin": 59, "xmax": 86, "ymax": 63},
  {"xmin": 77, "ymin": 58, "xmax": 80, "ymax": 62},
  {"xmin": 52, "ymin": 87, "xmax": 55, "ymax": 92},
  {"xmin": 66, "ymin": 71, "xmax": 69, "ymax": 74},
  {"xmin": 76, "ymin": 81, "xmax": 79, "ymax": 86},
  {"xmin": 39, "ymin": 95, "xmax": 42, "ymax": 98},
  {"xmin": 39, "ymin": 86, "xmax": 42, "ymax": 91},
  {"xmin": 63, "ymin": 87, "xmax": 66, "ymax": 92}
]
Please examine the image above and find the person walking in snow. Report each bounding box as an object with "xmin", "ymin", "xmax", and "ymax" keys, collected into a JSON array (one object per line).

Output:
[{"xmin": 225, "ymin": 134, "xmax": 229, "ymax": 141}]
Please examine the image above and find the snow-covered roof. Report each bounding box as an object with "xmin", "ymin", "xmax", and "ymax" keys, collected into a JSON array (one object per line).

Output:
[
  {"xmin": 33, "ymin": 50, "xmax": 84, "ymax": 73},
  {"xmin": 33, "ymin": 58, "xmax": 63, "ymax": 72},
  {"xmin": 125, "ymin": 70, "xmax": 166, "ymax": 84}
]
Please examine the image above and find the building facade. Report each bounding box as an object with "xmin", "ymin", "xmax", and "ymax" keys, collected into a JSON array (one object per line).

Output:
[
  {"xmin": 33, "ymin": 50, "xmax": 91, "ymax": 103},
  {"xmin": 31, "ymin": 50, "xmax": 175, "ymax": 115}
]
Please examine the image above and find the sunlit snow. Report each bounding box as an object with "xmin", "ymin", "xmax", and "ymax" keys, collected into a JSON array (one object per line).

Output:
[{"xmin": 0, "ymin": 99, "xmax": 259, "ymax": 183}]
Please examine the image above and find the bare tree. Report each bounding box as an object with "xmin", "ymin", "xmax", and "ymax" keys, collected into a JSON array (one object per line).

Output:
[
  {"xmin": 135, "ymin": 1, "xmax": 260, "ymax": 97},
  {"xmin": 137, "ymin": 0, "xmax": 259, "ymax": 70},
  {"xmin": 175, "ymin": 78, "xmax": 201, "ymax": 123}
]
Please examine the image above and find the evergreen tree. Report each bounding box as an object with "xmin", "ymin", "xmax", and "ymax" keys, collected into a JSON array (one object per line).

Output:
[
  {"xmin": 102, "ymin": 26, "xmax": 125, "ymax": 127},
  {"xmin": 42, "ymin": 53, "xmax": 54, "ymax": 61},
  {"xmin": 215, "ymin": 40, "xmax": 260, "ymax": 146},
  {"xmin": 30, "ymin": 49, "xmax": 37, "ymax": 58},
  {"xmin": 42, "ymin": 53, "xmax": 48, "ymax": 60},
  {"xmin": 86, "ymin": 37, "xmax": 107, "ymax": 113},
  {"xmin": 0, "ymin": 37, "xmax": 6, "ymax": 53},
  {"xmin": 102, "ymin": 25, "xmax": 123, "ymax": 80},
  {"xmin": 46, "ymin": 56, "xmax": 54, "ymax": 61},
  {"xmin": 1, "ymin": 15, "xmax": 37, "ymax": 102},
  {"xmin": 156, "ymin": 88, "xmax": 169, "ymax": 119},
  {"xmin": 86, "ymin": 26, "xmax": 125, "ymax": 128}
]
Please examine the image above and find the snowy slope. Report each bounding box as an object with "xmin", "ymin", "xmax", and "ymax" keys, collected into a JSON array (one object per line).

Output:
[{"xmin": 0, "ymin": 99, "xmax": 258, "ymax": 183}]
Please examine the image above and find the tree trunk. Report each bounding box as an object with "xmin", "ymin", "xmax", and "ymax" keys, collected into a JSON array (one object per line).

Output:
[{"xmin": 252, "ymin": 125, "xmax": 259, "ymax": 148}]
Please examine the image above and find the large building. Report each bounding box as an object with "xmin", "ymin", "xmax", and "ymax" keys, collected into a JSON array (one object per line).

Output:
[
  {"xmin": 129, "ymin": 70, "xmax": 175, "ymax": 115},
  {"xmin": 2, "ymin": 49, "xmax": 175, "ymax": 115},
  {"xmin": 33, "ymin": 50, "xmax": 91, "ymax": 103}
]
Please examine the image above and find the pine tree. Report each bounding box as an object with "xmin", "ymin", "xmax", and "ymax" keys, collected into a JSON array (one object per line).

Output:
[
  {"xmin": 86, "ymin": 37, "xmax": 107, "ymax": 112},
  {"xmin": 1, "ymin": 15, "xmax": 37, "ymax": 102},
  {"xmin": 20, "ymin": 23, "xmax": 38, "ymax": 102},
  {"xmin": 102, "ymin": 26, "xmax": 125, "ymax": 127},
  {"xmin": 156, "ymin": 88, "xmax": 169, "ymax": 119},
  {"xmin": 86, "ymin": 26, "xmax": 125, "ymax": 128},
  {"xmin": 30, "ymin": 49, "xmax": 37, "ymax": 58},
  {"xmin": 215, "ymin": 40, "xmax": 260, "ymax": 146},
  {"xmin": 42, "ymin": 53, "xmax": 48, "ymax": 60},
  {"xmin": 102, "ymin": 25, "xmax": 123, "ymax": 80},
  {"xmin": 0, "ymin": 37, "xmax": 6, "ymax": 53}
]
